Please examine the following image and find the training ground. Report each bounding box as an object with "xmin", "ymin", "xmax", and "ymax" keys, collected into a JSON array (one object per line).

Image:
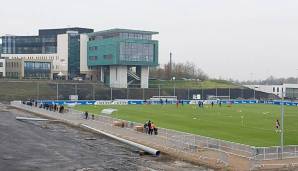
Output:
[{"xmin": 75, "ymin": 103, "xmax": 298, "ymax": 147}]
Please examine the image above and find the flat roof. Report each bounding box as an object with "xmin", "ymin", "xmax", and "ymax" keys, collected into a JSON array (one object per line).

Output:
[{"xmin": 88, "ymin": 28, "xmax": 158, "ymax": 37}]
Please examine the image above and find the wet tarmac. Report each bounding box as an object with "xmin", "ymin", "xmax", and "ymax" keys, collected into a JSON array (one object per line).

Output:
[{"xmin": 0, "ymin": 104, "xmax": 211, "ymax": 171}]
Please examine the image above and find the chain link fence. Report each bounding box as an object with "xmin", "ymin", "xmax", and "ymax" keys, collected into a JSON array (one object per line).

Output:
[{"xmin": 0, "ymin": 81, "xmax": 277, "ymax": 101}]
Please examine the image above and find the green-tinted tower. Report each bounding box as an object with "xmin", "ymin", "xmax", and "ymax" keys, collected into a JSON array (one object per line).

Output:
[{"xmin": 87, "ymin": 29, "xmax": 158, "ymax": 88}]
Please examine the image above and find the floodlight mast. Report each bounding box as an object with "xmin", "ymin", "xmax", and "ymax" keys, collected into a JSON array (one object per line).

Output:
[{"xmin": 280, "ymin": 88, "xmax": 284, "ymax": 159}]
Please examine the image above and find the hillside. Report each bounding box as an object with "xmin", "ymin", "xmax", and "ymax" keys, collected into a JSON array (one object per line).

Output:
[{"xmin": 149, "ymin": 79, "xmax": 241, "ymax": 89}]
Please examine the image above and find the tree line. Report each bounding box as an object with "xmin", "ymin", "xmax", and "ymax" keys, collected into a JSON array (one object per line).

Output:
[
  {"xmin": 240, "ymin": 76, "xmax": 298, "ymax": 85},
  {"xmin": 150, "ymin": 61, "xmax": 208, "ymax": 81}
]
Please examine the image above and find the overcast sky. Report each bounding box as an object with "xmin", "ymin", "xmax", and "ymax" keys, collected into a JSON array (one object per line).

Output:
[{"xmin": 1, "ymin": 0, "xmax": 297, "ymax": 81}]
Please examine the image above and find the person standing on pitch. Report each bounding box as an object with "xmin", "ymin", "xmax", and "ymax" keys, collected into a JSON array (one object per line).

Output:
[
  {"xmin": 275, "ymin": 119, "xmax": 280, "ymax": 132},
  {"xmin": 85, "ymin": 111, "xmax": 89, "ymax": 119},
  {"xmin": 144, "ymin": 122, "xmax": 148, "ymax": 134},
  {"xmin": 148, "ymin": 120, "xmax": 152, "ymax": 135}
]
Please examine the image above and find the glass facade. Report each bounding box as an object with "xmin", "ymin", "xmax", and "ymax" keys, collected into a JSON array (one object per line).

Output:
[
  {"xmin": 285, "ymin": 88, "xmax": 298, "ymax": 99},
  {"xmin": 91, "ymin": 32, "xmax": 152, "ymax": 41},
  {"xmin": 24, "ymin": 61, "xmax": 51, "ymax": 79},
  {"xmin": 87, "ymin": 29, "xmax": 158, "ymax": 66},
  {"xmin": 119, "ymin": 33, "xmax": 152, "ymax": 40},
  {"xmin": 1, "ymin": 35, "xmax": 57, "ymax": 54},
  {"xmin": 68, "ymin": 34, "xmax": 81, "ymax": 78},
  {"xmin": 120, "ymin": 42, "xmax": 154, "ymax": 62},
  {"xmin": 2, "ymin": 36, "xmax": 42, "ymax": 54},
  {"xmin": 1, "ymin": 27, "xmax": 93, "ymax": 54}
]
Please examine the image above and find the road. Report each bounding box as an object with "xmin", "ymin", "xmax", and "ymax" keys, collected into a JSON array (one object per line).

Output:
[{"xmin": 0, "ymin": 104, "xmax": 209, "ymax": 171}]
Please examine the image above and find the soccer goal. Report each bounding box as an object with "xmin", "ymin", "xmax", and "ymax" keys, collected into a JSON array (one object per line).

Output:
[
  {"xmin": 207, "ymin": 95, "xmax": 230, "ymax": 100},
  {"xmin": 150, "ymin": 96, "xmax": 177, "ymax": 100}
]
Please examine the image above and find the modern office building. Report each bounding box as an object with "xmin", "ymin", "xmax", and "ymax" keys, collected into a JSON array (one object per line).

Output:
[
  {"xmin": 1, "ymin": 27, "xmax": 93, "ymax": 79},
  {"xmin": 5, "ymin": 58, "xmax": 52, "ymax": 79},
  {"xmin": 84, "ymin": 29, "xmax": 159, "ymax": 88},
  {"xmin": 1, "ymin": 27, "xmax": 159, "ymax": 88},
  {"xmin": 0, "ymin": 58, "xmax": 5, "ymax": 78},
  {"xmin": 0, "ymin": 44, "xmax": 2, "ymax": 56}
]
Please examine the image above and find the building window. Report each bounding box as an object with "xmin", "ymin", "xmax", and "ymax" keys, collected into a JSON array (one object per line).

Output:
[
  {"xmin": 90, "ymin": 46, "xmax": 98, "ymax": 51},
  {"xmin": 277, "ymin": 87, "xmax": 280, "ymax": 92},
  {"xmin": 0, "ymin": 62, "xmax": 3, "ymax": 67},
  {"xmin": 273, "ymin": 87, "xmax": 275, "ymax": 92},
  {"xmin": 103, "ymin": 54, "xmax": 112, "ymax": 60},
  {"xmin": 89, "ymin": 56, "xmax": 98, "ymax": 61},
  {"xmin": 119, "ymin": 42, "xmax": 154, "ymax": 62}
]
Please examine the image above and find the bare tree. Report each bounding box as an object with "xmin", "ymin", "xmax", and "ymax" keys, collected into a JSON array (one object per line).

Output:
[{"xmin": 150, "ymin": 61, "xmax": 208, "ymax": 80}]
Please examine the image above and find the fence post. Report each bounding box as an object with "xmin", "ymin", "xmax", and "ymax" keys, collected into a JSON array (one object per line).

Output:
[
  {"xmin": 36, "ymin": 82, "xmax": 39, "ymax": 100},
  {"xmin": 216, "ymin": 88, "xmax": 218, "ymax": 97},
  {"xmin": 142, "ymin": 88, "xmax": 145, "ymax": 100},
  {"xmin": 92, "ymin": 84, "xmax": 95, "ymax": 100},
  {"xmin": 276, "ymin": 147, "xmax": 279, "ymax": 160},
  {"xmin": 201, "ymin": 88, "xmax": 204, "ymax": 100},
  {"xmin": 173, "ymin": 84, "xmax": 176, "ymax": 97},
  {"xmin": 110, "ymin": 87, "xmax": 113, "ymax": 100},
  {"xmin": 165, "ymin": 129, "xmax": 168, "ymax": 147},
  {"xmin": 229, "ymin": 88, "xmax": 231, "ymax": 100},
  {"xmin": 158, "ymin": 85, "xmax": 161, "ymax": 97},
  {"xmin": 75, "ymin": 84, "xmax": 78, "ymax": 95},
  {"xmin": 56, "ymin": 83, "xmax": 59, "ymax": 100},
  {"xmin": 187, "ymin": 88, "xmax": 190, "ymax": 100},
  {"xmin": 264, "ymin": 148, "xmax": 265, "ymax": 160},
  {"xmin": 193, "ymin": 135, "xmax": 196, "ymax": 152}
]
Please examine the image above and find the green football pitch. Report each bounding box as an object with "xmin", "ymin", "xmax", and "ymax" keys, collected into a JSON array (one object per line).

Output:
[{"xmin": 74, "ymin": 104, "xmax": 298, "ymax": 147}]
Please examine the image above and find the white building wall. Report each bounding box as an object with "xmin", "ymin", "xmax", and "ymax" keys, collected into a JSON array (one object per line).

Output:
[
  {"xmin": 1, "ymin": 53, "xmax": 58, "ymax": 72},
  {"xmin": 57, "ymin": 34, "xmax": 69, "ymax": 77},
  {"xmin": 0, "ymin": 58, "xmax": 6, "ymax": 77},
  {"xmin": 245, "ymin": 84, "xmax": 288, "ymax": 98},
  {"xmin": 0, "ymin": 34, "xmax": 70, "ymax": 77},
  {"xmin": 140, "ymin": 66, "xmax": 149, "ymax": 88},
  {"xmin": 80, "ymin": 34, "xmax": 89, "ymax": 73},
  {"xmin": 110, "ymin": 66, "xmax": 127, "ymax": 88}
]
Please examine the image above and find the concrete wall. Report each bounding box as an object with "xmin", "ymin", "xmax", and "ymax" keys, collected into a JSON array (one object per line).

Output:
[
  {"xmin": 110, "ymin": 66, "xmax": 127, "ymax": 88},
  {"xmin": 0, "ymin": 58, "xmax": 6, "ymax": 77},
  {"xmin": 80, "ymin": 34, "xmax": 89, "ymax": 74},
  {"xmin": 140, "ymin": 66, "xmax": 149, "ymax": 88},
  {"xmin": 57, "ymin": 34, "xmax": 69, "ymax": 77},
  {"xmin": 5, "ymin": 58, "xmax": 22, "ymax": 79}
]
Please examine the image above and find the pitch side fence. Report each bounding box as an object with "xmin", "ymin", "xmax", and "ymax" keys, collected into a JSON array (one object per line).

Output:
[
  {"xmin": 0, "ymin": 81, "xmax": 278, "ymax": 101},
  {"xmin": 11, "ymin": 101, "xmax": 298, "ymax": 163}
]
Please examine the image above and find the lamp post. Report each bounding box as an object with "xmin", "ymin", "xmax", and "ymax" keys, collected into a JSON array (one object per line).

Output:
[
  {"xmin": 280, "ymin": 88, "xmax": 284, "ymax": 159},
  {"xmin": 296, "ymin": 69, "xmax": 298, "ymax": 84},
  {"xmin": 172, "ymin": 77, "xmax": 176, "ymax": 97}
]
